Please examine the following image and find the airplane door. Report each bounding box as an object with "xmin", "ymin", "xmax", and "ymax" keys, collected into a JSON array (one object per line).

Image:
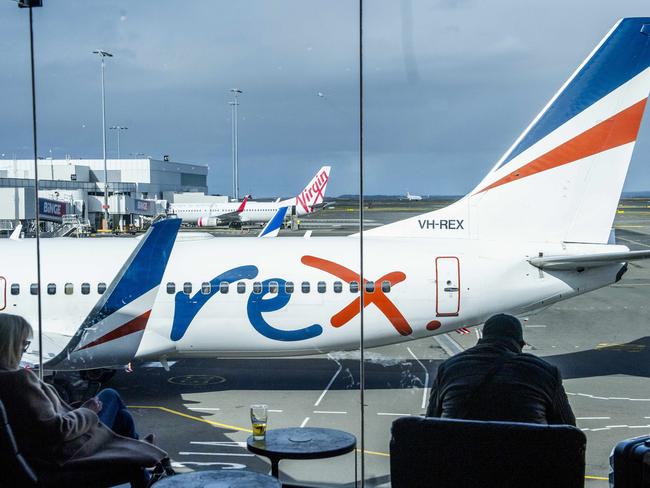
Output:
[
  {"xmin": 0, "ymin": 277, "xmax": 5, "ymax": 311},
  {"xmin": 436, "ymin": 257, "xmax": 460, "ymax": 316}
]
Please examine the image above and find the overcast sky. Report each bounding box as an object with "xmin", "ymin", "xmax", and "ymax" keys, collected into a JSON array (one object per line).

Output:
[{"xmin": 1, "ymin": 0, "xmax": 650, "ymax": 197}]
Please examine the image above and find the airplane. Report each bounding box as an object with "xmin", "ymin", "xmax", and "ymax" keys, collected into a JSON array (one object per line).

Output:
[
  {"xmin": 405, "ymin": 191, "xmax": 422, "ymax": 201},
  {"xmin": 170, "ymin": 165, "xmax": 331, "ymax": 227},
  {"xmin": 3, "ymin": 18, "xmax": 650, "ymax": 373}
]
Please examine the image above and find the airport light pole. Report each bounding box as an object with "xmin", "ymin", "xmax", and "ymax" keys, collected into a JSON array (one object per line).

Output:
[
  {"xmin": 229, "ymin": 88, "xmax": 242, "ymax": 200},
  {"xmin": 109, "ymin": 125, "xmax": 128, "ymax": 159},
  {"xmin": 93, "ymin": 49, "xmax": 113, "ymax": 229},
  {"xmin": 17, "ymin": 0, "xmax": 44, "ymax": 379}
]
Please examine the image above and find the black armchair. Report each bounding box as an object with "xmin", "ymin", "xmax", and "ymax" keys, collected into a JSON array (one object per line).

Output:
[
  {"xmin": 0, "ymin": 398, "xmax": 144, "ymax": 488},
  {"xmin": 390, "ymin": 416, "xmax": 586, "ymax": 488}
]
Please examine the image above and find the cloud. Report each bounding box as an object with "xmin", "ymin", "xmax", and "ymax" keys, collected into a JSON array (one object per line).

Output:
[{"xmin": 1, "ymin": 0, "xmax": 649, "ymax": 196}]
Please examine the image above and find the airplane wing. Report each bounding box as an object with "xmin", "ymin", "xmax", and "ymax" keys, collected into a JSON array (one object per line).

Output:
[
  {"xmin": 214, "ymin": 195, "xmax": 250, "ymax": 223},
  {"xmin": 258, "ymin": 206, "xmax": 289, "ymax": 238},
  {"xmin": 43, "ymin": 217, "xmax": 181, "ymax": 371},
  {"xmin": 528, "ymin": 250, "xmax": 650, "ymax": 270}
]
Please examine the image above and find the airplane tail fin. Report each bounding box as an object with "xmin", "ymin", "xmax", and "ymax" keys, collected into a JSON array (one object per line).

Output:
[
  {"xmin": 292, "ymin": 165, "xmax": 331, "ymax": 215},
  {"xmin": 258, "ymin": 206, "xmax": 289, "ymax": 237},
  {"xmin": 45, "ymin": 218, "xmax": 181, "ymax": 370},
  {"xmin": 368, "ymin": 18, "xmax": 650, "ymax": 243}
]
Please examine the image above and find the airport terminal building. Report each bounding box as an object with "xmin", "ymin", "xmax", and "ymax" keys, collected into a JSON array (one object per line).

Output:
[{"xmin": 0, "ymin": 157, "xmax": 208, "ymax": 232}]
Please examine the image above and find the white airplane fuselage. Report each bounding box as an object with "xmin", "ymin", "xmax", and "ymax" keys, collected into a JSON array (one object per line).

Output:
[
  {"xmin": 171, "ymin": 201, "xmax": 290, "ymax": 226},
  {"xmin": 0, "ymin": 236, "xmax": 626, "ymax": 361}
]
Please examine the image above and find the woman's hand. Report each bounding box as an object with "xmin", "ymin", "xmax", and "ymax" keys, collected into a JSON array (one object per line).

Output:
[{"xmin": 81, "ymin": 397, "xmax": 103, "ymax": 413}]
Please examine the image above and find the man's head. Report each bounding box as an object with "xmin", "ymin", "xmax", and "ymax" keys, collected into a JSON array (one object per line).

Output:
[{"xmin": 482, "ymin": 314, "xmax": 525, "ymax": 349}]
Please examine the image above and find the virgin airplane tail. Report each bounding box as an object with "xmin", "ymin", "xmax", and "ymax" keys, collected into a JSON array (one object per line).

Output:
[
  {"xmin": 284, "ymin": 165, "xmax": 331, "ymax": 215},
  {"xmin": 369, "ymin": 18, "xmax": 650, "ymax": 244},
  {"xmin": 44, "ymin": 218, "xmax": 181, "ymax": 370}
]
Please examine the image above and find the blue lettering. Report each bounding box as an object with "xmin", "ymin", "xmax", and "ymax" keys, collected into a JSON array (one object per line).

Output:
[
  {"xmin": 170, "ymin": 265, "xmax": 258, "ymax": 341},
  {"xmin": 247, "ymin": 278, "xmax": 323, "ymax": 341}
]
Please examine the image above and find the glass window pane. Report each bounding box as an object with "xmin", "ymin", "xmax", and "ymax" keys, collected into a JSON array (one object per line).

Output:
[
  {"xmin": 237, "ymin": 282, "xmax": 246, "ymax": 294},
  {"xmin": 285, "ymin": 281, "xmax": 294, "ymax": 294},
  {"xmin": 97, "ymin": 282, "xmax": 107, "ymax": 295},
  {"xmin": 350, "ymin": 281, "xmax": 359, "ymax": 293},
  {"xmin": 220, "ymin": 282, "xmax": 229, "ymax": 294},
  {"xmin": 253, "ymin": 282, "xmax": 262, "ymax": 294},
  {"xmin": 317, "ymin": 281, "xmax": 326, "ymax": 293},
  {"xmin": 202, "ymin": 282, "xmax": 211, "ymax": 295},
  {"xmin": 365, "ymin": 281, "xmax": 375, "ymax": 293},
  {"xmin": 10, "ymin": 284, "xmax": 19, "ymax": 296},
  {"xmin": 333, "ymin": 281, "xmax": 342, "ymax": 293},
  {"xmin": 81, "ymin": 283, "xmax": 90, "ymax": 295},
  {"xmin": 183, "ymin": 282, "xmax": 192, "ymax": 294},
  {"xmin": 301, "ymin": 281, "xmax": 310, "ymax": 293},
  {"xmin": 30, "ymin": 284, "xmax": 37, "ymax": 295},
  {"xmin": 269, "ymin": 281, "xmax": 279, "ymax": 293},
  {"xmin": 167, "ymin": 282, "xmax": 176, "ymax": 294},
  {"xmin": 47, "ymin": 283, "xmax": 56, "ymax": 295},
  {"xmin": 382, "ymin": 280, "xmax": 391, "ymax": 293},
  {"xmin": 64, "ymin": 283, "xmax": 74, "ymax": 295}
]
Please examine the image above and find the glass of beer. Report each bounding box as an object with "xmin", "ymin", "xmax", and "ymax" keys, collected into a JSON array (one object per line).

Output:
[{"xmin": 250, "ymin": 404, "xmax": 268, "ymax": 441}]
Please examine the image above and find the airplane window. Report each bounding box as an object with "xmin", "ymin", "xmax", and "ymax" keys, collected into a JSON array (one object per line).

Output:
[
  {"xmin": 382, "ymin": 280, "xmax": 391, "ymax": 293},
  {"xmin": 81, "ymin": 283, "xmax": 90, "ymax": 295},
  {"xmin": 317, "ymin": 281, "xmax": 326, "ymax": 293},
  {"xmin": 47, "ymin": 283, "xmax": 56, "ymax": 295},
  {"xmin": 166, "ymin": 282, "xmax": 176, "ymax": 294},
  {"xmin": 237, "ymin": 282, "xmax": 246, "ymax": 294},
  {"xmin": 220, "ymin": 282, "xmax": 229, "ymax": 294},
  {"xmin": 10, "ymin": 284, "xmax": 19, "ymax": 296},
  {"xmin": 64, "ymin": 283, "xmax": 74, "ymax": 295},
  {"xmin": 183, "ymin": 282, "xmax": 192, "ymax": 294},
  {"xmin": 285, "ymin": 281, "xmax": 294, "ymax": 294},
  {"xmin": 302, "ymin": 281, "xmax": 310, "ymax": 293},
  {"xmin": 365, "ymin": 281, "xmax": 375, "ymax": 293},
  {"xmin": 97, "ymin": 282, "xmax": 107, "ymax": 294},
  {"xmin": 30, "ymin": 283, "xmax": 38, "ymax": 295},
  {"xmin": 202, "ymin": 282, "xmax": 211, "ymax": 295},
  {"xmin": 350, "ymin": 281, "xmax": 359, "ymax": 293},
  {"xmin": 253, "ymin": 282, "xmax": 262, "ymax": 294},
  {"xmin": 333, "ymin": 281, "xmax": 342, "ymax": 293},
  {"xmin": 269, "ymin": 281, "xmax": 279, "ymax": 293}
]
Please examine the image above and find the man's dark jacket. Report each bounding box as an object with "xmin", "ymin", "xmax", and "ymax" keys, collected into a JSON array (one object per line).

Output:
[{"xmin": 426, "ymin": 337, "xmax": 576, "ymax": 425}]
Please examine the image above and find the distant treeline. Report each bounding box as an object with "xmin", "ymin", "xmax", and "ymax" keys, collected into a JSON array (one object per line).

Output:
[{"xmin": 334, "ymin": 194, "xmax": 463, "ymax": 200}]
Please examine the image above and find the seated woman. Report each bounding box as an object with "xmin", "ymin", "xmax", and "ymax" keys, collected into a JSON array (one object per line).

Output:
[{"xmin": 0, "ymin": 313, "xmax": 168, "ymax": 486}]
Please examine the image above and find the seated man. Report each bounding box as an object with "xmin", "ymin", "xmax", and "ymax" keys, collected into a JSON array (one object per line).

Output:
[{"xmin": 426, "ymin": 314, "xmax": 575, "ymax": 425}]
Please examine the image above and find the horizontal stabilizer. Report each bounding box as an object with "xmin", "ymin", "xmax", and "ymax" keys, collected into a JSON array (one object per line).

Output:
[{"xmin": 529, "ymin": 250, "xmax": 650, "ymax": 270}]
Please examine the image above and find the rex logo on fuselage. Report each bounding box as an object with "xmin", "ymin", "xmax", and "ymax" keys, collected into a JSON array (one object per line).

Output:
[{"xmin": 169, "ymin": 257, "xmax": 410, "ymax": 342}]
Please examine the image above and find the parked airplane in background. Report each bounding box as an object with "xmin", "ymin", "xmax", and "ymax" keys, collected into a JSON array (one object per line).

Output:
[
  {"xmin": 170, "ymin": 166, "xmax": 331, "ymax": 227},
  {"xmin": 405, "ymin": 191, "xmax": 422, "ymax": 201},
  {"xmin": 3, "ymin": 18, "xmax": 650, "ymax": 373}
]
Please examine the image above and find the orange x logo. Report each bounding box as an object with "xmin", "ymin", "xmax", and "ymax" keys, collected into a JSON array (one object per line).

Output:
[{"xmin": 301, "ymin": 255, "xmax": 412, "ymax": 336}]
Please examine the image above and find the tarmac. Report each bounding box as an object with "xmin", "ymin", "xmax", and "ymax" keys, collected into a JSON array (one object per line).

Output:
[{"xmin": 108, "ymin": 198, "xmax": 650, "ymax": 487}]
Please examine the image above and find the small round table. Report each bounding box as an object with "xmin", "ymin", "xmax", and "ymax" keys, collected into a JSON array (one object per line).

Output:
[
  {"xmin": 154, "ymin": 469, "xmax": 281, "ymax": 487},
  {"xmin": 246, "ymin": 427, "xmax": 357, "ymax": 478}
]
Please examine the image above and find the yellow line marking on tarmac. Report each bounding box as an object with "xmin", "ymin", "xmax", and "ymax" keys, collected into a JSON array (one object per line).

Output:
[
  {"xmin": 129, "ymin": 405, "xmax": 612, "ymax": 476},
  {"xmin": 129, "ymin": 405, "xmax": 253, "ymax": 433},
  {"xmin": 356, "ymin": 448, "xmax": 390, "ymax": 457}
]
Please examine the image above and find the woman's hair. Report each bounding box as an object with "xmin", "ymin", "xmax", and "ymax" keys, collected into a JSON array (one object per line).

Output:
[{"xmin": 0, "ymin": 314, "xmax": 33, "ymax": 370}]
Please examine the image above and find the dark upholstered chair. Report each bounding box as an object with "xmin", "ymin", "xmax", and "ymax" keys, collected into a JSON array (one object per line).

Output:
[
  {"xmin": 390, "ymin": 416, "xmax": 586, "ymax": 488},
  {"xmin": 0, "ymin": 398, "xmax": 144, "ymax": 488}
]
